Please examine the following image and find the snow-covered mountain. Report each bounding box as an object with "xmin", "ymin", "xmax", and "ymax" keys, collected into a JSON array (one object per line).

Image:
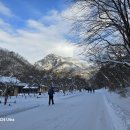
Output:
[{"xmin": 35, "ymin": 54, "xmax": 92, "ymax": 78}]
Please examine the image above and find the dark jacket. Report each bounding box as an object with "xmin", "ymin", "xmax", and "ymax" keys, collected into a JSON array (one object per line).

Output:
[{"xmin": 48, "ymin": 88, "xmax": 54, "ymax": 96}]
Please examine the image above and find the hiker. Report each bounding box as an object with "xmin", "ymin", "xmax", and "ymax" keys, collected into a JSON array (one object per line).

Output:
[{"xmin": 48, "ymin": 82, "xmax": 55, "ymax": 105}]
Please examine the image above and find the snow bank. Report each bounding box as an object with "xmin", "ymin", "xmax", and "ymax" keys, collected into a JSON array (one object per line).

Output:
[
  {"xmin": 0, "ymin": 104, "xmax": 40, "ymax": 117},
  {"xmin": 103, "ymin": 95, "xmax": 126, "ymax": 130},
  {"xmin": 102, "ymin": 89, "xmax": 130, "ymax": 130}
]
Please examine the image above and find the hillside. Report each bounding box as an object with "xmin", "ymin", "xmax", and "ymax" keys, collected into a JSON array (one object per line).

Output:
[{"xmin": 0, "ymin": 48, "xmax": 32, "ymax": 78}]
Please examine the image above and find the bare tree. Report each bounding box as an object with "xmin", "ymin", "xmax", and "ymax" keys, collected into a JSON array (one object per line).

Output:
[{"xmin": 72, "ymin": 0, "xmax": 130, "ymax": 67}]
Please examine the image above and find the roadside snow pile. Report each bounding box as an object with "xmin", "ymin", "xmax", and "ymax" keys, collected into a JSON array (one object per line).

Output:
[
  {"xmin": 103, "ymin": 89, "xmax": 130, "ymax": 130},
  {"xmin": 0, "ymin": 94, "xmax": 43, "ymax": 117}
]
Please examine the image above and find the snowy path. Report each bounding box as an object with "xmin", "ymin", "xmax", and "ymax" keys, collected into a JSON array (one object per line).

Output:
[{"xmin": 0, "ymin": 92, "xmax": 126, "ymax": 130}]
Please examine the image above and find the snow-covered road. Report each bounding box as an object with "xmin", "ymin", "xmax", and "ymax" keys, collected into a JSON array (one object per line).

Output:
[{"xmin": 0, "ymin": 91, "xmax": 126, "ymax": 130}]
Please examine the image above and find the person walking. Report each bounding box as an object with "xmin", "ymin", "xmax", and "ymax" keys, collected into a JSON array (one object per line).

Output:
[{"xmin": 48, "ymin": 82, "xmax": 55, "ymax": 105}]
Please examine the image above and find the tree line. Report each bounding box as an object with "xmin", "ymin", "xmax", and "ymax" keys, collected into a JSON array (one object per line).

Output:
[{"xmin": 71, "ymin": 0, "xmax": 130, "ymax": 93}]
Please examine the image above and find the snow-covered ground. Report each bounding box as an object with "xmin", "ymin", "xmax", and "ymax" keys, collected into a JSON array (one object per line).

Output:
[
  {"xmin": 0, "ymin": 89, "xmax": 130, "ymax": 130},
  {"xmin": 103, "ymin": 90, "xmax": 130, "ymax": 130}
]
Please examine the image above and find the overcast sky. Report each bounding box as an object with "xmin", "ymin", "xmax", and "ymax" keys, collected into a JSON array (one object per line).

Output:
[{"xmin": 0, "ymin": 0, "xmax": 77, "ymax": 63}]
